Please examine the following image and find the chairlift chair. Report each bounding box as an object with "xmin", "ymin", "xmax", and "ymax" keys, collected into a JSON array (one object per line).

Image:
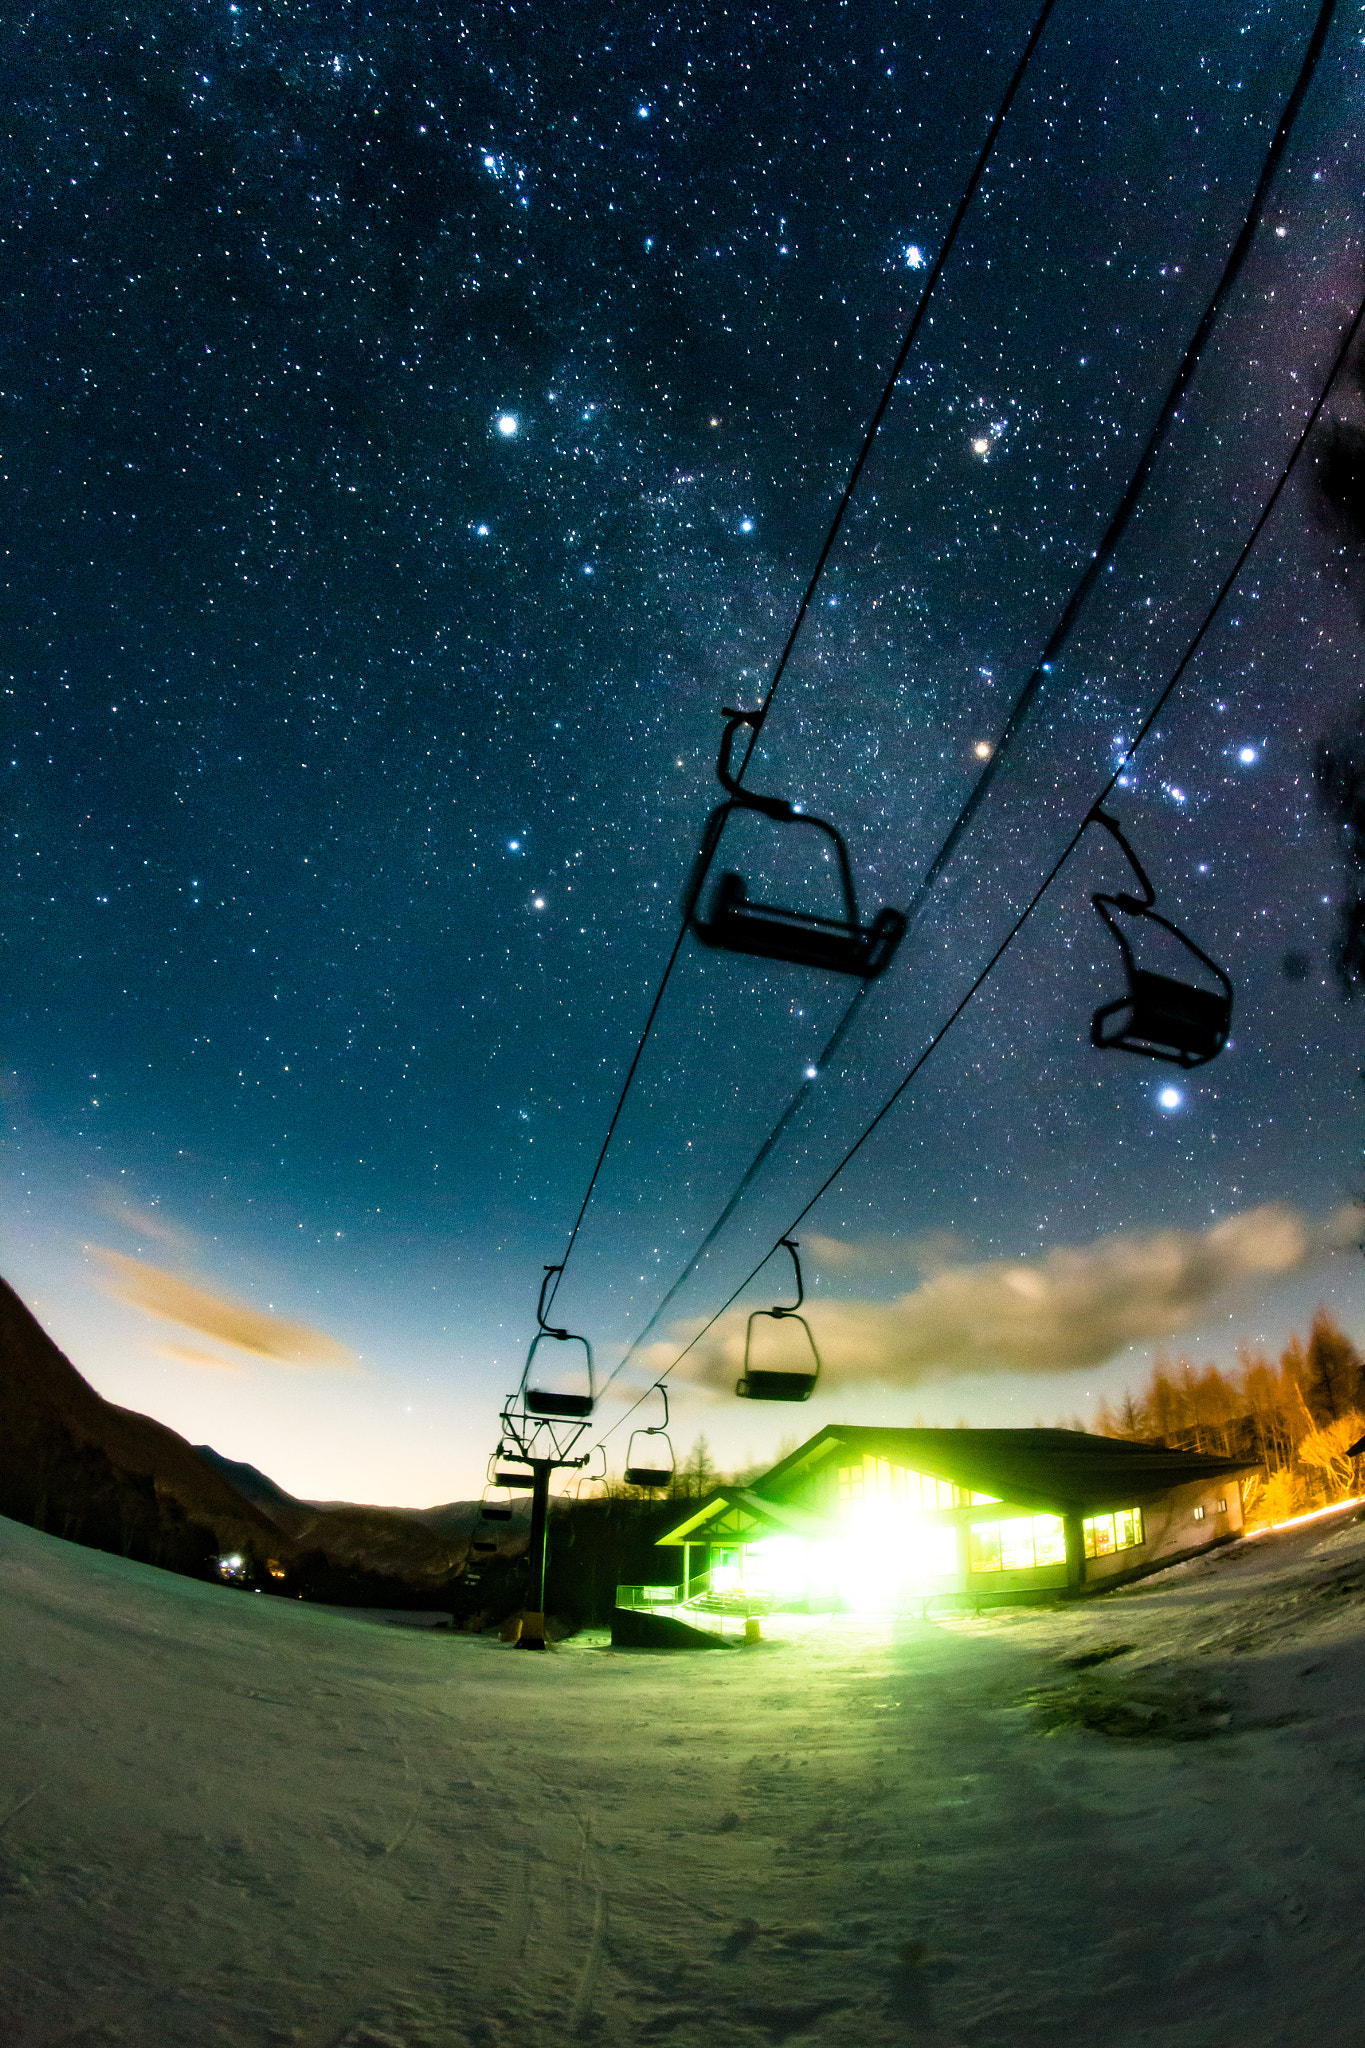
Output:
[
  {"xmin": 479, "ymin": 1487, "xmax": 513, "ymax": 1525},
  {"xmin": 519, "ymin": 1264, "xmax": 597, "ymax": 1419},
  {"xmin": 736, "ymin": 1238, "xmax": 822, "ymax": 1403},
  {"xmin": 1087, "ymin": 808, "xmax": 1232, "ymax": 1069},
  {"xmin": 686, "ymin": 710, "xmax": 906, "ymax": 981},
  {"xmin": 624, "ymin": 1387, "xmax": 675, "ymax": 1489},
  {"xmin": 471, "ymin": 1479, "xmax": 504, "ymax": 1554}
]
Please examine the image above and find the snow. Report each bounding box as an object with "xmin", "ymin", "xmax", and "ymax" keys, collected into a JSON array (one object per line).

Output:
[{"xmin": 3, "ymin": 1507, "xmax": 1365, "ymax": 2045}]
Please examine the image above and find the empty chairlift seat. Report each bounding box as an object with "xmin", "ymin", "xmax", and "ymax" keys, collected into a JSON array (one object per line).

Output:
[
  {"xmin": 736, "ymin": 1238, "xmax": 822, "ymax": 1404},
  {"xmin": 623, "ymin": 1388, "xmax": 675, "ymax": 1489},
  {"xmin": 519, "ymin": 1265, "xmax": 597, "ymax": 1420},
  {"xmin": 1087, "ymin": 807, "xmax": 1232, "ymax": 1069},
  {"xmin": 686, "ymin": 709, "xmax": 906, "ymax": 982}
]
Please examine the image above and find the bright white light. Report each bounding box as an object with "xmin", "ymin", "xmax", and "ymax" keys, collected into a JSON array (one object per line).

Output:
[
  {"xmin": 1159, "ymin": 1087, "xmax": 1183, "ymax": 1111},
  {"xmin": 805, "ymin": 1065, "xmax": 818, "ymax": 1079},
  {"xmin": 508, "ymin": 839, "xmax": 520, "ymax": 851},
  {"xmin": 972, "ymin": 436, "xmax": 991, "ymax": 456},
  {"xmin": 973, "ymin": 740, "xmax": 992, "ymax": 760},
  {"xmin": 496, "ymin": 413, "xmax": 519, "ymax": 437},
  {"xmin": 476, "ymin": 523, "xmax": 490, "ymax": 536},
  {"xmin": 532, "ymin": 897, "xmax": 545, "ymax": 909},
  {"xmin": 1238, "ymin": 745, "xmax": 1258, "ymax": 765},
  {"xmin": 1170, "ymin": 787, "xmax": 1185, "ymax": 803},
  {"xmin": 904, "ymin": 244, "xmax": 924, "ymax": 268},
  {"xmin": 740, "ymin": 518, "xmax": 753, "ymax": 533},
  {"xmin": 637, "ymin": 103, "xmax": 650, "ymax": 117}
]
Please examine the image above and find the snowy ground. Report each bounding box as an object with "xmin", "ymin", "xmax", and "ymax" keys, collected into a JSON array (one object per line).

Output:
[{"xmin": 3, "ymin": 1509, "xmax": 1365, "ymax": 2048}]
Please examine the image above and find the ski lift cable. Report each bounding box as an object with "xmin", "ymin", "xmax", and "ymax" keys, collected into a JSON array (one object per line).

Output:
[
  {"xmin": 901, "ymin": 0, "xmax": 1339, "ymax": 925},
  {"xmin": 545, "ymin": 0, "xmax": 1334, "ymax": 1345},
  {"xmin": 586, "ymin": 0, "xmax": 1343, "ymax": 1417},
  {"xmin": 587, "ymin": 279, "xmax": 1365, "ymax": 1456},
  {"xmin": 538, "ymin": 0, "xmax": 1060, "ymax": 1325}
]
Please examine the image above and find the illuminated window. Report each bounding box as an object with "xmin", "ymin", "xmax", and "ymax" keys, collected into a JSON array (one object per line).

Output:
[
  {"xmin": 1215, "ymin": 1497, "xmax": 1227, "ymax": 1513},
  {"xmin": 969, "ymin": 1514, "xmax": 1067, "ymax": 1573},
  {"xmin": 1192, "ymin": 1505, "xmax": 1205, "ymax": 1522},
  {"xmin": 837, "ymin": 1460, "xmax": 1001, "ymax": 1512},
  {"xmin": 1083, "ymin": 1507, "xmax": 1145, "ymax": 1558}
]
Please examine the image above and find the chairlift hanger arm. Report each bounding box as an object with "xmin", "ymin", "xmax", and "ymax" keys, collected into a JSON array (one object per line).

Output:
[
  {"xmin": 1087, "ymin": 806, "xmax": 1156, "ymax": 909},
  {"xmin": 716, "ymin": 710, "xmax": 790, "ymax": 820},
  {"xmin": 769, "ymin": 1236, "xmax": 805, "ymax": 1316},
  {"xmin": 536, "ymin": 1264, "xmax": 569, "ymax": 1338},
  {"xmin": 1088, "ymin": 808, "xmax": 1233, "ymax": 1002},
  {"xmin": 1092, "ymin": 896, "xmax": 1234, "ymax": 1007}
]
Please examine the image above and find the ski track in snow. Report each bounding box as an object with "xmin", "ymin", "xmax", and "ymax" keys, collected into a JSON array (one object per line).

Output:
[{"xmin": 2, "ymin": 1510, "xmax": 1365, "ymax": 2047}]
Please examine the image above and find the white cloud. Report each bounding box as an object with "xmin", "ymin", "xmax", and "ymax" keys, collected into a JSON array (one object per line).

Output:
[
  {"xmin": 662, "ymin": 1205, "xmax": 1351, "ymax": 1393},
  {"xmin": 93, "ymin": 1249, "xmax": 358, "ymax": 1372}
]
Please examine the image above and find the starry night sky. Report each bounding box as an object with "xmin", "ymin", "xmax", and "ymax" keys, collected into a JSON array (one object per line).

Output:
[{"xmin": 4, "ymin": 0, "xmax": 1364, "ymax": 1505}]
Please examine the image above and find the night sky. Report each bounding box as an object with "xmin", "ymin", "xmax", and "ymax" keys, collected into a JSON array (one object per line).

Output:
[{"xmin": 5, "ymin": 0, "xmax": 1364, "ymax": 1506}]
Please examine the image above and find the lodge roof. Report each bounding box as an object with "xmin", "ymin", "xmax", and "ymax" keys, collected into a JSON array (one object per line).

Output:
[{"xmin": 655, "ymin": 1425, "xmax": 1256, "ymax": 1544}]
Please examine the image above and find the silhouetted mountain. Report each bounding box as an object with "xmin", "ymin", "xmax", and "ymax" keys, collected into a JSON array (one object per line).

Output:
[
  {"xmin": 193, "ymin": 1445, "xmax": 304, "ymax": 1515},
  {"xmin": 0, "ymin": 1278, "xmax": 471, "ymax": 1604},
  {"xmin": 0, "ymin": 1277, "xmax": 292, "ymax": 1579}
]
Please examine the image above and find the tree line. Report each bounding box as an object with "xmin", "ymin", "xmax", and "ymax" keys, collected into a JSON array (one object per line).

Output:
[{"xmin": 1094, "ymin": 1309, "xmax": 1365, "ymax": 1525}]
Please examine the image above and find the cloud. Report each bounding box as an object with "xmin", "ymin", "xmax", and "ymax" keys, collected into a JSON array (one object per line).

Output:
[
  {"xmin": 152, "ymin": 1344, "xmax": 246, "ymax": 1374},
  {"xmin": 664, "ymin": 1204, "xmax": 1349, "ymax": 1393},
  {"xmin": 94, "ymin": 1249, "xmax": 358, "ymax": 1371},
  {"xmin": 98, "ymin": 1194, "xmax": 197, "ymax": 1258},
  {"xmin": 801, "ymin": 1228, "xmax": 969, "ymax": 1275}
]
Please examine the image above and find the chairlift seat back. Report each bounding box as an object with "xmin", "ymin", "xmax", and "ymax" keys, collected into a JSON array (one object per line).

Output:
[
  {"xmin": 624, "ymin": 1465, "xmax": 673, "ymax": 1489},
  {"xmin": 694, "ymin": 871, "xmax": 905, "ymax": 980},
  {"xmin": 524, "ymin": 1388, "xmax": 594, "ymax": 1418},
  {"xmin": 480, "ymin": 1503, "xmax": 513, "ymax": 1521},
  {"xmin": 495, "ymin": 1468, "xmax": 534, "ymax": 1488},
  {"xmin": 1092, "ymin": 968, "xmax": 1231, "ymax": 1067},
  {"xmin": 471, "ymin": 1534, "xmax": 498, "ymax": 1554},
  {"xmin": 736, "ymin": 1369, "xmax": 816, "ymax": 1403}
]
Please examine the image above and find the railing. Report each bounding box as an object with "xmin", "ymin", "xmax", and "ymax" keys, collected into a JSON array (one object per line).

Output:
[{"xmin": 614, "ymin": 1583, "xmax": 683, "ymax": 1609}]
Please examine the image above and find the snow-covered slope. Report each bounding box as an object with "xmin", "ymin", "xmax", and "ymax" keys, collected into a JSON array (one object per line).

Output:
[{"xmin": 2, "ymin": 1507, "xmax": 1363, "ymax": 2046}]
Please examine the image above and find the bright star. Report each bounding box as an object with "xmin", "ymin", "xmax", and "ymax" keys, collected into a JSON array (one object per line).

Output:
[
  {"xmin": 1158, "ymin": 1087, "xmax": 1183, "ymax": 1111},
  {"xmin": 508, "ymin": 840, "xmax": 520, "ymax": 851},
  {"xmin": 637, "ymin": 104, "xmax": 650, "ymax": 118},
  {"xmin": 904, "ymin": 244, "xmax": 924, "ymax": 269},
  {"xmin": 533, "ymin": 897, "xmax": 545, "ymax": 909},
  {"xmin": 740, "ymin": 518, "xmax": 753, "ymax": 533},
  {"xmin": 973, "ymin": 741, "xmax": 992, "ymax": 760},
  {"xmin": 972, "ymin": 436, "xmax": 991, "ymax": 456},
  {"xmin": 1238, "ymin": 746, "xmax": 1258, "ymax": 765},
  {"xmin": 497, "ymin": 413, "xmax": 518, "ymax": 437}
]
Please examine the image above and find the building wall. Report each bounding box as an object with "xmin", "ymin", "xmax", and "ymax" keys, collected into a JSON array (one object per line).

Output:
[{"xmin": 1081, "ymin": 1475, "xmax": 1243, "ymax": 1586}]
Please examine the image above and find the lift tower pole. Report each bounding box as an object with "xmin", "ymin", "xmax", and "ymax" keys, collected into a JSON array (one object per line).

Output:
[
  {"xmin": 493, "ymin": 1423, "xmax": 590, "ymax": 1651},
  {"xmin": 526, "ymin": 1458, "xmax": 552, "ymax": 1621}
]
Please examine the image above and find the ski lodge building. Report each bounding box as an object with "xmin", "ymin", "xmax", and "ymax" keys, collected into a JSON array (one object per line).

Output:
[{"xmin": 614, "ymin": 1425, "xmax": 1256, "ymax": 1644}]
